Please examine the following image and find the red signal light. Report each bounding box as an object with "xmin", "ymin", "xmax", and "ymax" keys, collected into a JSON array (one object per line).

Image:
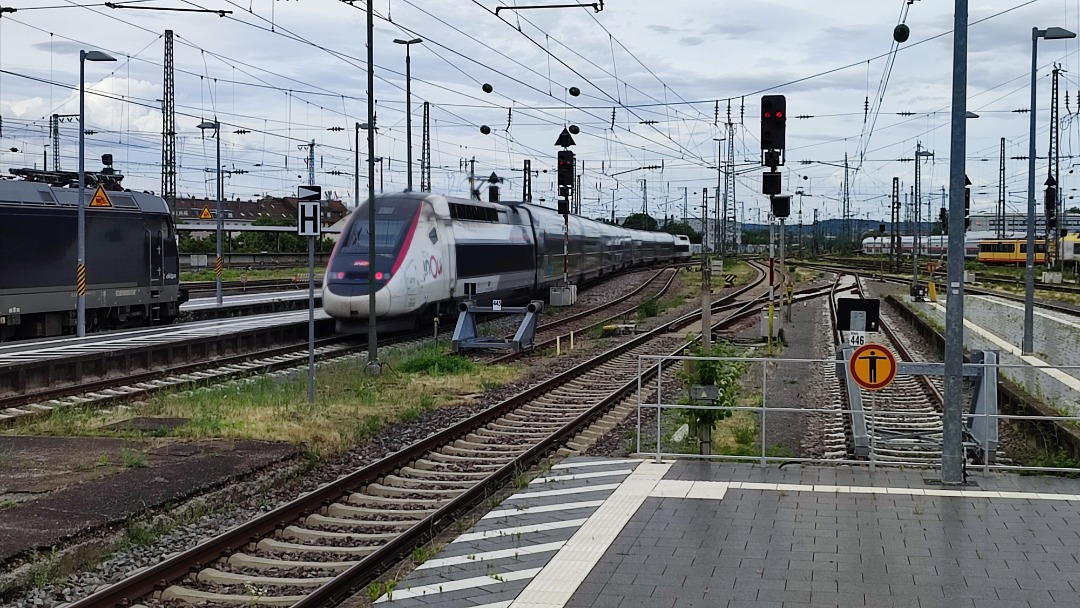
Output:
[
  {"xmin": 763, "ymin": 112, "xmax": 772, "ymax": 118},
  {"xmin": 775, "ymin": 111, "xmax": 783, "ymax": 118}
]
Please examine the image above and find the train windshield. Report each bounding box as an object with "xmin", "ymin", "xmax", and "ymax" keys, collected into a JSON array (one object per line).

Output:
[{"xmin": 328, "ymin": 196, "xmax": 420, "ymax": 282}]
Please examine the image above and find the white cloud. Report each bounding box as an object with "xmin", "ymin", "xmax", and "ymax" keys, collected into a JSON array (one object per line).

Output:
[{"xmin": 0, "ymin": 0, "xmax": 1076, "ymax": 219}]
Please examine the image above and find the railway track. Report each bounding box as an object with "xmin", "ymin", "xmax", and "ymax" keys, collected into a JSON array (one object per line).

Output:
[
  {"xmin": 0, "ymin": 267, "xmax": 686, "ymax": 427},
  {"xmin": 804, "ymin": 259, "xmax": 1080, "ymax": 317},
  {"xmin": 827, "ymin": 271, "xmax": 945, "ymax": 466},
  {"xmin": 183, "ymin": 276, "xmax": 323, "ymax": 298},
  {"xmin": 483, "ymin": 266, "xmax": 685, "ymax": 364},
  {"xmin": 64, "ymin": 266, "xmax": 788, "ymax": 608}
]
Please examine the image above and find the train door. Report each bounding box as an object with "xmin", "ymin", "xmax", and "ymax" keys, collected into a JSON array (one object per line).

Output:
[{"xmin": 145, "ymin": 224, "xmax": 163, "ymax": 291}]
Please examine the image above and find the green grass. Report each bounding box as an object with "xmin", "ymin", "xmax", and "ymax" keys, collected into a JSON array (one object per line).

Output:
[
  {"xmin": 1019, "ymin": 450, "xmax": 1080, "ymax": 478},
  {"xmin": 6, "ymin": 343, "xmax": 520, "ymax": 458},
  {"xmin": 397, "ymin": 348, "xmax": 478, "ymax": 375},
  {"xmin": 120, "ymin": 447, "xmax": 148, "ymax": 469}
]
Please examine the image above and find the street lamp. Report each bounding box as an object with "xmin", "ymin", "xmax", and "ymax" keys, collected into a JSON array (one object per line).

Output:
[
  {"xmin": 1025, "ymin": 26, "xmax": 1076, "ymax": 355},
  {"xmin": 393, "ymin": 38, "xmax": 422, "ymax": 192},
  {"xmin": 76, "ymin": 49, "xmax": 116, "ymax": 338},
  {"xmin": 197, "ymin": 120, "xmax": 223, "ymax": 306},
  {"xmin": 795, "ymin": 175, "xmax": 812, "ymax": 253}
]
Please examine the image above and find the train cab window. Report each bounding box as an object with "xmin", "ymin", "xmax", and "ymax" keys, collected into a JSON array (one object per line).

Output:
[
  {"xmin": 342, "ymin": 199, "xmax": 420, "ymax": 255},
  {"xmin": 1074, "ymin": 243, "xmax": 1080, "ymax": 255},
  {"xmin": 428, "ymin": 227, "xmax": 438, "ymax": 244}
]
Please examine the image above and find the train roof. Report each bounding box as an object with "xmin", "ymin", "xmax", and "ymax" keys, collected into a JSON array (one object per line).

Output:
[
  {"xmin": 373, "ymin": 192, "xmax": 675, "ymax": 242},
  {"xmin": 0, "ymin": 179, "xmax": 170, "ymax": 215}
]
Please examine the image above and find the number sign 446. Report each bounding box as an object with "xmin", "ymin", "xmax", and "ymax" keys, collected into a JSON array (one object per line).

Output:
[{"xmin": 847, "ymin": 331, "xmax": 867, "ymax": 347}]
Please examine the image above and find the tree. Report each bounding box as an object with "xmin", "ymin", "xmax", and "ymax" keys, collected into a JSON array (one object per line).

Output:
[
  {"xmin": 661, "ymin": 221, "xmax": 702, "ymax": 244},
  {"xmin": 679, "ymin": 341, "xmax": 746, "ymax": 455},
  {"xmin": 1068, "ymin": 206, "xmax": 1080, "ymax": 214},
  {"xmin": 622, "ymin": 213, "xmax": 658, "ymax": 231}
]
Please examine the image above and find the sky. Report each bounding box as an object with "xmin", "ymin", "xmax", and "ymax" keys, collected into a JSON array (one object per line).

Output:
[{"xmin": 2, "ymin": 0, "xmax": 1080, "ymax": 226}]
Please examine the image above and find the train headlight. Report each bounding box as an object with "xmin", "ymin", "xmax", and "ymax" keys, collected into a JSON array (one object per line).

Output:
[{"xmin": 375, "ymin": 272, "xmax": 384, "ymax": 280}]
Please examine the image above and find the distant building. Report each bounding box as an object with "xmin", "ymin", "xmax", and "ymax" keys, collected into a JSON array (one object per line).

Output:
[
  {"xmin": 172, "ymin": 196, "xmax": 348, "ymax": 228},
  {"xmin": 968, "ymin": 213, "xmax": 1080, "ymax": 235}
]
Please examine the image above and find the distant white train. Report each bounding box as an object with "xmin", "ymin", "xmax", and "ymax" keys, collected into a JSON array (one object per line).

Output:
[{"xmin": 860, "ymin": 233, "xmax": 993, "ymax": 258}]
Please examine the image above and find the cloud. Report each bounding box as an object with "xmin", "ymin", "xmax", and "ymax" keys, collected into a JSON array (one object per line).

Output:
[{"xmin": 702, "ymin": 23, "xmax": 760, "ymax": 39}]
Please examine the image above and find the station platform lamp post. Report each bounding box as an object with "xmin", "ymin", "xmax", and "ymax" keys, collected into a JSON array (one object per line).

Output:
[
  {"xmin": 76, "ymin": 49, "xmax": 116, "ymax": 338},
  {"xmin": 1025, "ymin": 26, "xmax": 1076, "ymax": 355},
  {"xmin": 197, "ymin": 120, "xmax": 223, "ymax": 306}
]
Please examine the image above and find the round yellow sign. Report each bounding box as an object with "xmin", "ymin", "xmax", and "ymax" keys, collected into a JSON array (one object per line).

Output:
[{"xmin": 848, "ymin": 343, "xmax": 897, "ymax": 391}]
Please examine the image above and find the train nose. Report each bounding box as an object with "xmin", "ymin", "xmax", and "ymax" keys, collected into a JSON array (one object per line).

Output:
[{"xmin": 322, "ymin": 284, "xmax": 392, "ymax": 318}]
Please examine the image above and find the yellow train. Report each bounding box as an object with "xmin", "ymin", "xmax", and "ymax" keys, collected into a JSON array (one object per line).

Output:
[{"xmin": 977, "ymin": 239, "xmax": 1046, "ymax": 265}]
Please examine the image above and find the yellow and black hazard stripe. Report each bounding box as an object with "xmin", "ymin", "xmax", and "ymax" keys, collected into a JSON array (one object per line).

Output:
[
  {"xmin": 215, "ymin": 256, "xmax": 224, "ymax": 277},
  {"xmin": 76, "ymin": 263, "xmax": 87, "ymax": 296}
]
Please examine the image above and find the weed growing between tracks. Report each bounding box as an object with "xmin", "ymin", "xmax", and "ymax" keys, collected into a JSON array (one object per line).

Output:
[{"xmin": 8, "ymin": 344, "xmax": 520, "ymax": 458}]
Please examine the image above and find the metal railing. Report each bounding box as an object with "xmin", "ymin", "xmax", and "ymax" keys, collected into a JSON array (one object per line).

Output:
[{"xmin": 635, "ymin": 354, "xmax": 1080, "ymax": 475}]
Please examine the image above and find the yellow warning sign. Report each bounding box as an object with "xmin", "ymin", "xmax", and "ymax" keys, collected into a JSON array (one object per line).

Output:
[
  {"xmin": 88, "ymin": 186, "xmax": 112, "ymax": 208},
  {"xmin": 848, "ymin": 343, "xmax": 898, "ymax": 391},
  {"xmin": 200, "ymin": 206, "xmax": 213, "ymax": 220}
]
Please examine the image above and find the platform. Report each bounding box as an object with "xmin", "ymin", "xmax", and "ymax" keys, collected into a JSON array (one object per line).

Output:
[
  {"xmin": 375, "ymin": 457, "xmax": 1080, "ymax": 607},
  {"xmin": 179, "ymin": 289, "xmax": 316, "ymax": 312},
  {"xmin": 0, "ymin": 308, "xmax": 329, "ymax": 367}
]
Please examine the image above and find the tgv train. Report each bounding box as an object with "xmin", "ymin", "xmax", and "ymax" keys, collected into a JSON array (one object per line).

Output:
[
  {"xmin": 860, "ymin": 234, "xmax": 982, "ymax": 258},
  {"xmin": 323, "ymin": 193, "xmax": 687, "ymax": 332}
]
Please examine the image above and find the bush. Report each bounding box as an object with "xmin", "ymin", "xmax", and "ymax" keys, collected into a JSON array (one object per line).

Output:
[
  {"xmin": 678, "ymin": 341, "xmax": 747, "ymax": 454},
  {"xmin": 637, "ymin": 298, "xmax": 660, "ymax": 320}
]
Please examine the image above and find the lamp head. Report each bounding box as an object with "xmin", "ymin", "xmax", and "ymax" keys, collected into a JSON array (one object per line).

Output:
[
  {"xmin": 197, "ymin": 121, "xmax": 218, "ymax": 130},
  {"xmin": 1043, "ymin": 27, "xmax": 1077, "ymax": 40},
  {"xmin": 393, "ymin": 38, "xmax": 423, "ymax": 44},
  {"xmin": 83, "ymin": 50, "xmax": 115, "ymax": 62}
]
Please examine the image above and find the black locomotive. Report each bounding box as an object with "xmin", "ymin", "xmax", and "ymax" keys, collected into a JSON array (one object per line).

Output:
[{"xmin": 0, "ymin": 161, "xmax": 186, "ymax": 340}]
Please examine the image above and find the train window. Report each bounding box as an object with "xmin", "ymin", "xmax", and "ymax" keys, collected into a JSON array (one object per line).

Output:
[
  {"xmin": 428, "ymin": 227, "xmax": 438, "ymax": 244},
  {"xmin": 449, "ymin": 203, "xmax": 498, "ymax": 222},
  {"xmin": 1074, "ymin": 243, "xmax": 1080, "ymax": 255}
]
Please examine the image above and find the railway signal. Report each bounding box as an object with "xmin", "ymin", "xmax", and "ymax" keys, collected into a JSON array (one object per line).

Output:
[
  {"xmin": 557, "ymin": 149, "xmax": 575, "ymax": 215},
  {"xmin": 1045, "ymin": 174, "xmax": 1058, "ymax": 231},
  {"xmin": 760, "ymin": 94, "xmax": 786, "ymax": 167}
]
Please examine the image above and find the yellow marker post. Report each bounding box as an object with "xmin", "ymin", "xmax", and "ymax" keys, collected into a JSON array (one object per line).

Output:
[
  {"xmin": 570, "ymin": 331, "xmax": 575, "ymax": 350},
  {"xmin": 927, "ymin": 282, "xmax": 938, "ymax": 302},
  {"xmin": 556, "ymin": 335, "xmax": 562, "ymax": 356}
]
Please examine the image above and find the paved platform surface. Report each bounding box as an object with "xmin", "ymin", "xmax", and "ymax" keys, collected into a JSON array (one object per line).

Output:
[
  {"xmin": 373, "ymin": 458, "xmax": 1080, "ymax": 608},
  {"xmin": 0, "ymin": 436, "xmax": 296, "ymax": 564}
]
